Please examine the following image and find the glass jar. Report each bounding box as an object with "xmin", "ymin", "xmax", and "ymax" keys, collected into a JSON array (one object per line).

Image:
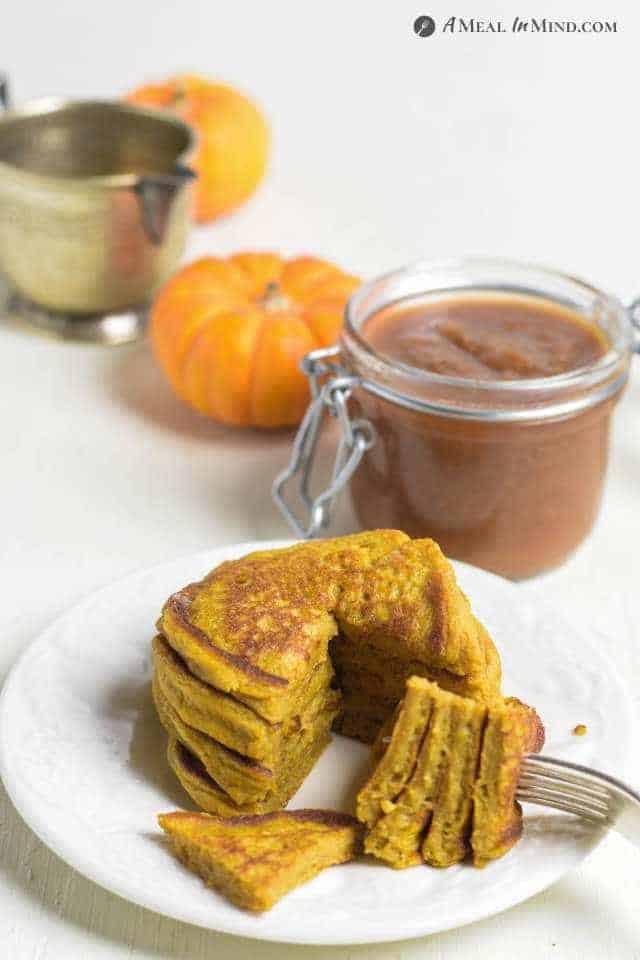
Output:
[{"xmin": 274, "ymin": 258, "xmax": 638, "ymax": 578}]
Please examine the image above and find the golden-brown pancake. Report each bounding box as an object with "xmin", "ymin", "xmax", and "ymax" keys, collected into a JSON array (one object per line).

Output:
[
  {"xmin": 166, "ymin": 738, "xmax": 272, "ymax": 817},
  {"xmin": 153, "ymin": 635, "xmax": 334, "ymax": 763},
  {"xmin": 472, "ymin": 697, "xmax": 545, "ymax": 867},
  {"xmin": 158, "ymin": 808, "xmax": 363, "ymax": 912},
  {"xmin": 157, "ymin": 531, "xmax": 408, "ymax": 719},
  {"xmin": 356, "ymin": 676, "xmax": 435, "ymax": 829},
  {"xmin": 157, "ymin": 532, "xmax": 500, "ymax": 723},
  {"xmin": 153, "ymin": 674, "xmax": 274, "ymax": 806},
  {"xmin": 421, "ymin": 693, "xmax": 485, "ymax": 867},
  {"xmin": 363, "ymin": 683, "xmax": 458, "ymax": 868}
]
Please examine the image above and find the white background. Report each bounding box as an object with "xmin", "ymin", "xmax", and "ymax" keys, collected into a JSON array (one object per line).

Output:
[{"xmin": 2, "ymin": 1, "xmax": 639, "ymax": 957}]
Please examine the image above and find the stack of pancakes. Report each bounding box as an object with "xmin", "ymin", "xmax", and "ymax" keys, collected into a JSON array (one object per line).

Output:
[
  {"xmin": 152, "ymin": 635, "xmax": 339, "ymax": 815},
  {"xmin": 152, "ymin": 531, "xmax": 503, "ymax": 817},
  {"xmin": 357, "ymin": 677, "xmax": 544, "ymax": 868}
]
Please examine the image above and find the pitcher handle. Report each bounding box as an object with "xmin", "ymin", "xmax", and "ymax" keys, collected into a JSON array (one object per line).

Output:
[
  {"xmin": 272, "ymin": 346, "xmax": 376, "ymax": 538},
  {"xmin": 134, "ymin": 164, "xmax": 195, "ymax": 245}
]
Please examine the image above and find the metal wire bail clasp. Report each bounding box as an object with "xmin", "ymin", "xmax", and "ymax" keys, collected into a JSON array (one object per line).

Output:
[{"xmin": 272, "ymin": 346, "xmax": 376, "ymax": 538}]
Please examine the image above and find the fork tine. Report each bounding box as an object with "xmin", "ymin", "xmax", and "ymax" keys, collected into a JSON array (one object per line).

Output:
[
  {"xmin": 518, "ymin": 773, "xmax": 610, "ymax": 810},
  {"xmin": 517, "ymin": 780, "xmax": 609, "ymax": 815},
  {"xmin": 521, "ymin": 757, "xmax": 610, "ymax": 796},
  {"xmin": 520, "ymin": 762, "xmax": 610, "ymax": 801},
  {"xmin": 519, "ymin": 755, "xmax": 640, "ymax": 847},
  {"xmin": 516, "ymin": 790, "xmax": 608, "ymax": 821}
]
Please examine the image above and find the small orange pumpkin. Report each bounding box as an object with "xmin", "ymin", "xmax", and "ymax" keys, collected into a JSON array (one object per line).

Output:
[
  {"xmin": 125, "ymin": 74, "xmax": 269, "ymax": 223},
  {"xmin": 150, "ymin": 253, "xmax": 361, "ymax": 428}
]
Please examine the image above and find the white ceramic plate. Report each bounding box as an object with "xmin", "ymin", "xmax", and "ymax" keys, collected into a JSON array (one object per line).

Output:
[{"xmin": 0, "ymin": 541, "xmax": 633, "ymax": 945}]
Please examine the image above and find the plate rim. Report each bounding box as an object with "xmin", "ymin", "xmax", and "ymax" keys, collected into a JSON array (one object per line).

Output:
[{"xmin": 0, "ymin": 540, "xmax": 633, "ymax": 945}]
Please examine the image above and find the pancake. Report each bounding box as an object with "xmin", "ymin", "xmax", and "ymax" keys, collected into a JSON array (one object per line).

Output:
[
  {"xmin": 356, "ymin": 676, "xmax": 436, "ymax": 829},
  {"xmin": 153, "ymin": 675, "xmax": 274, "ymax": 806},
  {"xmin": 166, "ymin": 739, "xmax": 272, "ymax": 817},
  {"xmin": 167, "ymin": 700, "xmax": 337, "ymax": 817},
  {"xmin": 472, "ymin": 697, "xmax": 545, "ymax": 867},
  {"xmin": 362, "ymin": 683, "xmax": 459, "ymax": 868},
  {"xmin": 332, "ymin": 689, "xmax": 397, "ymax": 744},
  {"xmin": 358, "ymin": 679, "xmax": 544, "ymax": 869},
  {"xmin": 421, "ymin": 693, "xmax": 485, "ymax": 867},
  {"xmin": 331, "ymin": 625, "xmax": 500, "ymax": 717},
  {"xmin": 153, "ymin": 635, "xmax": 334, "ymax": 763},
  {"xmin": 158, "ymin": 809, "xmax": 363, "ymax": 912},
  {"xmin": 158, "ymin": 531, "xmax": 408, "ymax": 719},
  {"xmin": 478, "ymin": 621, "xmax": 502, "ymax": 696},
  {"xmin": 334, "ymin": 539, "xmax": 499, "ymax": 697},
  {"xmin": 157, "ymin": 532, "xmax": 501, "ymax": 724}
]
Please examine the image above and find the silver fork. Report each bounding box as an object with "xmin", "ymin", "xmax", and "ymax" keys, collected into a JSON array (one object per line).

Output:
[{"xmin": 517, "ymin": 755, "xmax": 640, "ymax": 847}]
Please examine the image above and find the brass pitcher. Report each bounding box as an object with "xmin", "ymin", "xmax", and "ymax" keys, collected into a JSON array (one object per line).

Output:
[{"xmin": 0, "ymin": 79, "xmax": 195, "ymax": 317}]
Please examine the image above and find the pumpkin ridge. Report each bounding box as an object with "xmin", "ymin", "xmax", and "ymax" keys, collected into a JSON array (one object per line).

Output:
[
  {"xmin": 247, "ymin": 311, "xmax": 272, "ymax": 426},
  {"xmin": 298, "ymin": 308, "xmax": 324, "ymax": 347},
  {"xmin": 301, "ymin": 293, "xmax": 359, "ymax": 348},
  {"xmin": 249, "ymin": 312, "xmax": 317, "ymax": 428},
  {"xmin": 180, "ymin": 333, "xmax": 215, "ymax": 414},
  {"xmin": 153, "ymin": 292, "xmax": 244, "ymax": 384},
  {"xmin": 183, "ymin": 306, "xmax": 262, "ymax": 423},
  {"xmin": 173, "ymin": 299, "xmax": 246, "ymax": 385},
  {"xmin": 178, "ymin": 312, "xmax": 230, "ymax": 414},
  {"xmin": 280, "ymin": 262, "xmax": 336, "ymax": 303}
]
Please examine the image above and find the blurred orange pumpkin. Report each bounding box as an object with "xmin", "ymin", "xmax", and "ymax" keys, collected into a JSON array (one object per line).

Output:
[
  {"xmin": 150, "ymin": 253, "xmax": 361, "ymax": 428},
  {"xmin": 125, "ymin": 74, "xmax": 269, "ymax": 223}
]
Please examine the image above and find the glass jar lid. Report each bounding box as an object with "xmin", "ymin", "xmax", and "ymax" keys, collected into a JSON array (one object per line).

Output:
[{"xmin": 342, "ymin": 257, "xmax": 634, "ymax": 422}]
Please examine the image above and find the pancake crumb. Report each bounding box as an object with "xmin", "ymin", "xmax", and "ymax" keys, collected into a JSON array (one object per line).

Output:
[{"xmin": 572, "ymin": 723, "xmax": 587, "ymax": 736}]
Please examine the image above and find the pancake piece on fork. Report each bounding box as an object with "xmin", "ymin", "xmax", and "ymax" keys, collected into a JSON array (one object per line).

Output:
[
  {"xmin": 471, "ymin": 697, "xmax": 545, "ymax": 867},
  {"xmin": 357, "ymin": 677, "xmax": 544, "ymax": 869},
  {"xmin": 360, "ymin": 680, "xmax": 485, "ymax": 868}
]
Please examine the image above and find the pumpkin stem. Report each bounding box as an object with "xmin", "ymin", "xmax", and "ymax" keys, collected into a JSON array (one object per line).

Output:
[
  {"xmin": 171, "ymin": 78, "xmax": 188, "ymax": 111},
  {"xmin": 260, "ymin": 281, "xmax": 292, "ymax": 312}
]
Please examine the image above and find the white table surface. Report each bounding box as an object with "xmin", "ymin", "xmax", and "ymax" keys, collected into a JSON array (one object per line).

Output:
[{"xmin": 2, "ymin": 1, "xmax": 640, "ymax": 956}]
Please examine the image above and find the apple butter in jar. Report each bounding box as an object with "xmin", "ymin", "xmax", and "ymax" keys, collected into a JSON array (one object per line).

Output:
[{"xmin": 274, "ymin": 259, "xmax": 635, "ymax": 579}]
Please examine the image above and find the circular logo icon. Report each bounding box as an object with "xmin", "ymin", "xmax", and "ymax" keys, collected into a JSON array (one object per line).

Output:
[{"xmin": 413, "ymin": 15, "xmax": 436, "ymax": 37}]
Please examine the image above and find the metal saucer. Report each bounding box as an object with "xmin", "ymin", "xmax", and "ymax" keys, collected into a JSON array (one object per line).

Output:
[{"xmin": 0, "ymin": 277, "xmax": 148, "ymax": 344}]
